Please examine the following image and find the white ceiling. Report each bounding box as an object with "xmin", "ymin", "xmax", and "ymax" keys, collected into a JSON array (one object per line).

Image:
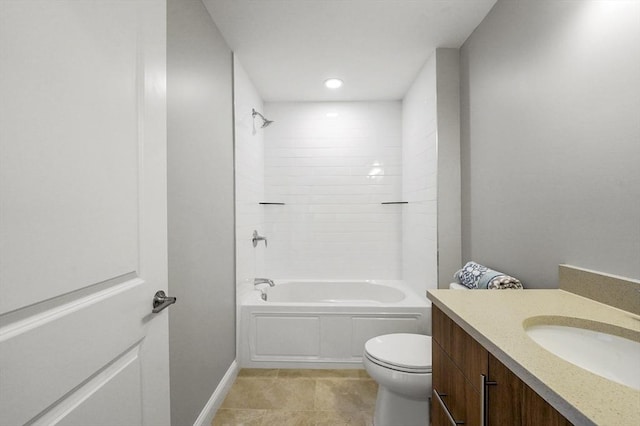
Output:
[{"xmin": 203, "ymin": 0, "xmax": 497, "ymax": 102}]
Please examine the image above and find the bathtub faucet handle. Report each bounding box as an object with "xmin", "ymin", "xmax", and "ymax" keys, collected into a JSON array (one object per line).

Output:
[
  {"xmin": 254, "ymin": 278, "xmax": 275, "ymax": 287},
  {"xmin": 252, "ymin": 230, "xmax": 267, "ymax": 247}
]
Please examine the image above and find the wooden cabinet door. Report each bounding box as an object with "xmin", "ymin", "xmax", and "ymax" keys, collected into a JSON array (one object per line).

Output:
[
  {"xmin": 432, "ymin": 305, "xmax": 452, "ymax": 352},
  {"xmin": 522, "ymin": 384, "xmax": 573, "ymax": 426},
  {"xmin": 487, "ymin": 353, "xmax": 523, "ymax": 426},
  {"xmin": 487, "ymin": 354, "xmax": 572, "ymax": 426}
]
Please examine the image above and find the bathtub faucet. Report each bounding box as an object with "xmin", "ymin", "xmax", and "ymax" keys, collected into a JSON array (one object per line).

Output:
[
  {"xmin": 254, "ymin": 278, "xmax": 275, "ymax": 287},
  {"xmin": 252, "ymin": 230, "xmax": 267, "ymax": 247}
]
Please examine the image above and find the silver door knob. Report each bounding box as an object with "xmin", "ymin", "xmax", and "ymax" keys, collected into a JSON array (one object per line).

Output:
[{"xmin": 152, "ymin": 290, "xmax": 176, "ymax": 313}]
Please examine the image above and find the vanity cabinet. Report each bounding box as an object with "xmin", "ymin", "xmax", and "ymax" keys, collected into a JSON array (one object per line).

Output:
[{"xmin": 432, "ymin": 306, "xmax": 572, "ymax": 426}]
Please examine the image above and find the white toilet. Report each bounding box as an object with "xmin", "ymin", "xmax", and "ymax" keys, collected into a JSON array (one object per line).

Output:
[{"xmin": 363, "ymin": 333, "xmax": 432, "ymax": 426}]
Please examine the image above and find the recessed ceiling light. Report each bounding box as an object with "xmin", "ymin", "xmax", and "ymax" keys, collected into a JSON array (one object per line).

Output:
[{"xmin": 324, "ymin": 78, "xmax": 343, "ymax": 89}]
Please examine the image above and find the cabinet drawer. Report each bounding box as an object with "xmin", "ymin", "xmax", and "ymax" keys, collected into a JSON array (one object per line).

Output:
[
  {"xmin": 433, "ymin": 341, "xmax": 481, "ymax": 426},
  {"xmin": 433, "ymin": 305, "xmax": 488, "ymax": 392},
  {"xmin": 432, "ymin": 304, "xmax": 453, "ymax": 352}
]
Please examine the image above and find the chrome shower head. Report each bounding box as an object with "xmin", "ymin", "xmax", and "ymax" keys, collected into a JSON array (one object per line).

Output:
[{"xmin": 252, "ymin": 108, "xmax": 274, "ymax": 128}]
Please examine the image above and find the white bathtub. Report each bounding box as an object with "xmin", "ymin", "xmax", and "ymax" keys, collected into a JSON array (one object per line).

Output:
[{"xmin": 239, "ymin": 280, "xmax": 430, "ymax": 369}]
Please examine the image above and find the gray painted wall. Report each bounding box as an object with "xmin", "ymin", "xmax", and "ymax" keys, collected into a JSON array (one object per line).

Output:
[
  {"xmin": 436, "ymin": 48, "xmax": 462, "ymax": 288},
  {"xmin": 167, "ymin": 0, "xmax": 236, "ymax": 424},
  {"xmin": 460, "ymin": 0, "xmax": 640, "ymax": 288}
]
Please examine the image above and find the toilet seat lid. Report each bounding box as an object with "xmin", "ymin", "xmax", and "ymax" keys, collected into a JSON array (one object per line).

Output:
[{"xmin": 364, "ymin": 333, "xmax": 432, "ymax": 371}]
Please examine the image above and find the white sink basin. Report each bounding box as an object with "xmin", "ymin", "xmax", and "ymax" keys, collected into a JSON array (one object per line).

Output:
[{"xmin": 525, "ymin": 318, "xmax": 640, "ymax": 390}]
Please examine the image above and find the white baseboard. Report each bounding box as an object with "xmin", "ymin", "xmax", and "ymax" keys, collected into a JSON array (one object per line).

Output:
[{"xmin": 192, "ymin": 359, "xmax": 239, "ymax": 426}]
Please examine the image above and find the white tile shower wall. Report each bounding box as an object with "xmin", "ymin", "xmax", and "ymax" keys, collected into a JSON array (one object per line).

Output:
[
  {"xmin": 402, "ymin": 53, "xmax": 438, "ymax": 295},
  {"xmin": 234, "ymin": 57, "xmax": 265, "ymax": 287},
  {"xmin": 263, "ymin": 102, "xmax": 403, "ymax": 279}
]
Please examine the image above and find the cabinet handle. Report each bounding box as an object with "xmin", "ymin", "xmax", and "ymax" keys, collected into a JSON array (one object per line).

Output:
[
  {"xmin": 433, "ymin": 388, "xmax": 464, "ymax": 425},
  {"xmin": 480, "ymin": 374, "xmax": 497, "ymax": 426}
]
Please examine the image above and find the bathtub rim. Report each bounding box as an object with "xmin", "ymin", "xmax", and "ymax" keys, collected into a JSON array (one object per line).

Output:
[{"xmin": 239, "ymin": 279, "xmax": 431, "ymax": 308}]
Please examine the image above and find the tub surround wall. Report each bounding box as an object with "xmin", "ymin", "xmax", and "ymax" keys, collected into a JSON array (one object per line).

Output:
[
  {"xmin": 460, "ymin": 0, "xmax": 640, "ymax": 287},
  {"xmin": 263, "ymin": 102, "xmax": 403, "ymax": 280},
  {"xmin": 167, "ymin": 1, "xmax": 235, "ymax": 424},
  {"xmin": 234, "ymin": 57, "xmax": 266, "ymax": 286},
  {"xmin": 401, "ymin": 53, "xmax": 440, "ymax": 294}
]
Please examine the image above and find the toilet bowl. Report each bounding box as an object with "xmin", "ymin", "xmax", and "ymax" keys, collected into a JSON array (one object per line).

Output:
[{"xmin": 363, "ymin": 333, "xmax": 432, "ymax": 426}]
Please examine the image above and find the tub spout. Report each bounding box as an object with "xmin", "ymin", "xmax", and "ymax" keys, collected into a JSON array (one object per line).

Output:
[
  {"xmin": 254, "ymin": 278, "xmax": 275, "ymax": 287},
  {"xmin": 252, "ymin": 230, "xmax": 267, "ymax": 247}
]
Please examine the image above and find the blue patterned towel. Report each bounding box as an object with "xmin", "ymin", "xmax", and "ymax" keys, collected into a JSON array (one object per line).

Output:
[{"xmin": 454, "ymin": 261, "xmax": 523, "ymax": 289}]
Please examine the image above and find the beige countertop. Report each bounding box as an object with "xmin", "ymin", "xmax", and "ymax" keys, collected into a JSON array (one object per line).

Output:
[{"xmin": 427, "ymin": 289, "xmax": 640, "ymax": 426}]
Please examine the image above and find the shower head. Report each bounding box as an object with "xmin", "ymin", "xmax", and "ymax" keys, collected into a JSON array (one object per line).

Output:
[{"xmin": 252, "ymin": 108, "xmax": 274, "ymax": 128}]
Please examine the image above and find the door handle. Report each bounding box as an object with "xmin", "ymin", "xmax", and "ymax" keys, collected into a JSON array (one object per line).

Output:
[{"xmin": 152, "ymin": 290, "xmax": 176, "ymax": 313}]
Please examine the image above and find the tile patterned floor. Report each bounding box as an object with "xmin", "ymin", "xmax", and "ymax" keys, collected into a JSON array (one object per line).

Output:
[{"xmin": 212, "ymin": 369, "xmax": 377, "ymax": 426}]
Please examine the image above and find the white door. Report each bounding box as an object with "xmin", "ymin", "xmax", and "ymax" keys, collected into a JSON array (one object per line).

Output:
[{"xmin": 0, "ymin": 1, "xmax": 170, "ymax": 425}]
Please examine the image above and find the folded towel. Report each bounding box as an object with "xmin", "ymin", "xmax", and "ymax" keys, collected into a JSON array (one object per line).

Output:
[
  {"xmin": 487, "ymin": 275, "xmax": 523, "ymax": 289},
  {"xmin": 454, "ymin": 261, "xmax": 523, "ymax": 290}
]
